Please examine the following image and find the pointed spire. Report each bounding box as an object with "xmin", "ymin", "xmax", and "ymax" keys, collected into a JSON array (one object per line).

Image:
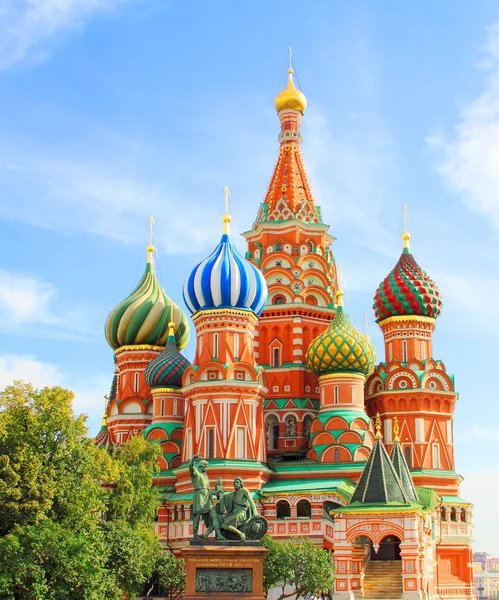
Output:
[
  {"xmin": 349, "ymin": 432, "xmax": 410, "ymax": 505},
  {"xmin": 390, "ymin": 424, "xmax": 419, "ymax": 503},
  {"xmin": 375, "ymin": 411, "xmax": 382, "ymax": 439}
]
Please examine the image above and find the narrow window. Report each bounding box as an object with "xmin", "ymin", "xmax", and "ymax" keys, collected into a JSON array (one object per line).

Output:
[
  {"xmin": 213, "ymin": 333, "xmax": 218, "ymax": 358},
  {"xmin": 234, "ymin": 333, "xmax": 239, "ymax": 359},
  {"xmin": 297, "ymin": 499, "xmax": 312, "ymax": 518},
  {"xmin": 404, "ymin": 446, "xmax": 412, "ymax": 468},
  {"xmin": 160, "ymin": 398, "xmax": 165, "ymax": 416},
  {"xmin": 389, "ymin": 342, "xmax": 393, "ymax": 361},
  {"xmin": 432, "ymin": 443, "xmax": 440, "ymax": 469},
  {"xmin": 173, "ymin": 398, "xmax": 178, "ymax": 416},
  {"xmin": 334, "ymin": 448, "xmax": 341, "ymax": 462},
  {"xmin": 421, "ymin": 340, "xmax": 426, "ymax": 361},
  {"xmin": 334, "ymin": 385, "xmax": 339, "ymax": 404},
  {"xmin": 273, "ymin": 347, "xmax": 280, "ymax": 367},
  {"xmin": 237, "ymin": 428, "xmax": 245, "ymax": 458},
  {"xmin": 207, "ymin": 429, "xmax": 214, "ymax": 459},
  {"xmin": 441, "ymin": 507, "xmax": 447, "ymax": 521},
  {"xmin": 450, "ymin": 507, "xmax": 457, "ymax": 522},
  {"xmin": 461, "ymin": 508, "xmax": 467, "ymax": 523},
  {"xmin": 402, "ymin": 340, "xmax": 408, "ymax": 362},
  {"xmin": 351, "ymin": 386, "xmax": 356, "ymax": 404},
  {"xmin": 275, "ymin": 241, "xmax": 282, "ymax": 251},
  {"xmin": 133, "ymin": 372, "xmax": 139, "ymax": 393}
]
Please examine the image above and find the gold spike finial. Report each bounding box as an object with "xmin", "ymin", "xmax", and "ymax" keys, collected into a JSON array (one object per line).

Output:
[
  {"xmin": 168, "ymin": 304, "xmax": 176, "ymax": 337},
  {"xmin": 147, "ymin": 216, "xmax": 155, "ymax": 263},
  {"xmin": 335, "ymin": 262, "xmax": 344, "ymax": 308},
  {"xmin": 222, "ymin": 186, "xmax": 231, "ymax": 234},
  {"xmin": 364, "ymin": 312, "xmax": 369, "ymax": 337},
  {"xmin": 375, "ymin": 412, "xmax": 382, "ymax": 439},
  {"xmin": 289, "ymin": 46, "xmax": 293, "ymax": 71},
  {"xmin": 402, "ymin": 203, "xmax": 410, "ymax": 250},
  {"xmin": 393, "ymin": 416, "xmax": 400, "ymax": 442},
  {"xmin": 102, "ymin": 412, "xmax": 108, "ymax": 427}
]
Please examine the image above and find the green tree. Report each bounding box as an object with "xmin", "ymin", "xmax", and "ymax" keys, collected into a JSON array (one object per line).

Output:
[
  {"xmin": 0, "ymin": 382, "xmax": 175, "ymax": 600},
  {"xmin": 261, "ymin": 535, "xmax": 334, "ymax": 600},
  {"xmin": 150, "ymin": 550, "xmax": 186, "ymax": 600}
]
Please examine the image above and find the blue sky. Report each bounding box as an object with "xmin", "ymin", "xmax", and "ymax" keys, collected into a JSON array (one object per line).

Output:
[{"xmin": 0, "ymin": 0, "xmax": 498, "ymax": 553}]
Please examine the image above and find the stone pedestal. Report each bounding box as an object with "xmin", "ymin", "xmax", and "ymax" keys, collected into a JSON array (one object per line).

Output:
[{"xmin": 182, "ymin": 540, "xmax": 268, "ymax": 600}]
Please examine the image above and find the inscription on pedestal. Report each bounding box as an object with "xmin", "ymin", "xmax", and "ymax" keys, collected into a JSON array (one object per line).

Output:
[{"xmin": 195, "ymin": 568, "xmax": 253, "ymax": 593}]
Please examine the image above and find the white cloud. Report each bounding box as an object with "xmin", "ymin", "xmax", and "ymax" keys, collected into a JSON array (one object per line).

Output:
[
  {"xmin": 428, "ymin": 23, "xmax": 499, "ymax": 229},
  {"xmin": 461, "ymin": 468, "xmax": 499, "ymax": 555},
  {"xmin": 0, "ymin": 136, "xmax": 222, "ymax": 255},
  {"xmin": 0, "ymin": 0, "xmax": 135, "ymax": 71},
  {"xmin": 0, "ymin": 269, "xmax": 98, "ymax": 338},
  {"xmin": 0, "ymin": 353, "xmax": 108, "ymax": 434}
]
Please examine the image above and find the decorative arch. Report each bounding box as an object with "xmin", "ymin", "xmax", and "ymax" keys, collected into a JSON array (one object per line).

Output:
[
  {"xmin": 322, "ymin": 445, "xmax": 352, "ymax": 463},
  {"xmin": 276, "ymin": 500, "xmax": 291, "ymax": 519},
  {"xmin": 121, "ymin": 400, "xmax": 142, "ymax": 414}
]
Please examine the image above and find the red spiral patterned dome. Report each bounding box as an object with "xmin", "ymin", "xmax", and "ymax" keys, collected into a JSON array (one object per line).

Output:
[{"xmin": 373, "ymin": 249, "xmax": 442, "ymax": 322}]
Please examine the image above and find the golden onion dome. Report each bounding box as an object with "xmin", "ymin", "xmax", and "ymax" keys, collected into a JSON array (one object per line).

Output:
[
  {"xmin": 306, "ymin": 294, "xmax": 376, "ymax": 378},
  {"xmin": 274, "ymin": 69, "xmax": 307, "ymax": 113}
]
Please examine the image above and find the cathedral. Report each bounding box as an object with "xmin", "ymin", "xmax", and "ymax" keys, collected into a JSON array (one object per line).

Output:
[{"xmin": 96, "ymin": 66, "xmax": 475, "ymax": 600}]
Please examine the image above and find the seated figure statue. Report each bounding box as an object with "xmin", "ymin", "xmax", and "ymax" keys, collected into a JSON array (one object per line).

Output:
[{"xmin": 216, "ymin": 477, "xmax": 258, "ymax": 540}]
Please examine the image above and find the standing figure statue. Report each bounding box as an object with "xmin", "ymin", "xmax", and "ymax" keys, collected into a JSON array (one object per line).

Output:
[
  {"xmin": 188, "ymin": 454, "xmax": 223, "ymax": 540},
  {"xmin": 217, "ymin": 477, "xmax": 258, "ymax": 540}
]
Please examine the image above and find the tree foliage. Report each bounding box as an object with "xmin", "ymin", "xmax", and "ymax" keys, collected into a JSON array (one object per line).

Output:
[
  {"xmin": 261, "ymin": 535, "xmax": 334, "ymax": 600},
  {"xmin": 0, "ymin": 382, "xmax": 182, "ymax": 600}
]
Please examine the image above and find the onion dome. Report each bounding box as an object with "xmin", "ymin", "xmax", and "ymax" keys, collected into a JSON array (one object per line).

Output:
[
  {"xmin": 105, "ymin": 244, "xmax": 190, "ymax": 350},
  {"xmin": 95, "ymin": 414, "xmax": 114, "ymax": 451},
  {"xmin": 306, "ymin": 291, "xmax": 376, "ymax": 377},
  {"xmin": 374, "ymin": 230, "xmax": 442, "ymax": 323},
  {"xmin": 183, "ymin": 193, "xmax": 268, "ymax": 316},
  {"xmin": 145, "ymin": 315, "xmax": 191, "ymax": 389},
  {"xmin": 274, "ymin": 69, "xmax": 307, "ymax": 113}
]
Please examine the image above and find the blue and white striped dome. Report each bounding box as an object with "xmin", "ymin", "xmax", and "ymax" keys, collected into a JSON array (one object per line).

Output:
[{"xmin": 183, "ymin": 233, "xmax": 268, "ymax": 316}]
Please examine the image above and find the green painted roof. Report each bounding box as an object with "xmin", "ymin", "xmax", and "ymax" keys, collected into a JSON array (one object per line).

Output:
[
  {"xmin": 143, "ymin": 422, "xmax": 184, "ymax": 438},
  {"xmin": 416, "ymin": 487, "xmax": 437, "ymax": 510},
  {"xmin": 439, "ymin": 495, "xmax": 473, "ymax": 506},
  {"xmin": 350, "ymin": 437, "xmax": 411, "ymax": 505},
  {"xmin": 315, "ymin": 409, "xmax": 371, "ymax": 427},
  {"xmin": 259, "ymin": 477, "xmax": 356, "ymax": 500}
]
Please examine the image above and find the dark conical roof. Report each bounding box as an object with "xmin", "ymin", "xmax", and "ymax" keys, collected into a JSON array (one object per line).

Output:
[
  {"xmin": 349, "ymin": 434, "xmax": 410, "ymax": 505},
  {"xmin": 390, "ymin": 440, "xmax": 418, "ymax": 503}
]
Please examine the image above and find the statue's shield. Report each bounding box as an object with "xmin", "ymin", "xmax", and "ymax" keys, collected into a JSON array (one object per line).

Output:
[{"xmin": 244, "ymin": 516, "xmax": 268, "ymax": 540}]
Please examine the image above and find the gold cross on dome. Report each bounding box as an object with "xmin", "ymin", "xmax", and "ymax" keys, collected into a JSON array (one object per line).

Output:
[
  {"xmin": 148, "ymin": 215, "xmax": 154, "ymax": 246},
  {"xmin": 222, "ymin": 186, "xmax": 231, "ymax": 234}
]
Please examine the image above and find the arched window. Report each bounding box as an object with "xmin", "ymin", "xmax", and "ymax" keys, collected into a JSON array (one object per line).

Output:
[
  {"xmin": 133, "ymin": 372, "xmax": 139, "ymax": 393},
  {"xmin": 285, "ymin": 415, "xmax": 297, "ymax": 438},
  {"xmin": 461, "ymin": 508, "xmax": 467, "ymax": 522},
  {"xmin": 174, "ymin": 506, "xmax": 178, "ymax": 521},
  {"xmin": 450, "ymin": 507, "xmax": 457, "ymax": 522},
  {"xmin": 266, "ymin": 414, "xmax": 279, "ymax": 450},
  {"xmin": 274, "ymin": 295, "xmax": 285, "ymax": 305},
  {"xmin": 432, "ymin": 443, "xmax": 440, "ymax": 469},
  {"xmin": 404, "ymin": 446, "xmax": 412, "ymax": 468},
  {"xmin": 303, "ymin": 415, "xmax": 313, "ymax": 438},
  {"xmin": 441, "ymin": 507, "xmax": 447, "ymax": 521},
  {"xmin": 234, "ymin": 333, "xmax": 239, "ymax": 360},
  {"xmin": 273, "ymin": 347, "xmax": 281, "ymax": 367},
  {"xmin": 297, "ymin": 499, "xmax": 312, "ymax": 518},
  {"xmin": 334, "ymin": 448, "xmax": 341, "ymax": 462},
  {"xmin": 276, "ymin": 500, "xmax": 291, "ymax": 519},
  {"xmin": 213, "ymin": 333, "xmax": 219, "ymax": 358},
  {"xmin": 305, "ymin": 295, "xmax": 318, "ymax": 306},
  {"xmin": 207, "ymin": 429, "xmax": 215, "ymax": 459},
  {"xmin": 275, "ymin": 241, "xmax": 283, "ymax": 251},
  {"xmin": 402, "ymin": 340, "xmax": 408, "ymax": 362}
]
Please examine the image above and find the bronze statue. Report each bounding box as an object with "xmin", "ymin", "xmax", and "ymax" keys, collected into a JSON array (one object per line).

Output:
[{"xmin": 188, "ymin": 454, "xmax": 223, "ymax": 540}]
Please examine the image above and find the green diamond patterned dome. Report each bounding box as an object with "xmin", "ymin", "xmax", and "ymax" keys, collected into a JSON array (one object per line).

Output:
[
  {"xmin": 105, "ymin": 248, "xmax": 190, "ymax": 350},
  {"xmin": 306, "ymin": 303, "xmax": 376, "ymax": 377}
]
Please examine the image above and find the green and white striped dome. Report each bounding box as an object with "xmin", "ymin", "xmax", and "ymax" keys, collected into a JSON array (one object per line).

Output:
[{"xmin": 105, "ymin": 247, "xmax": 189, "ymax": 350}]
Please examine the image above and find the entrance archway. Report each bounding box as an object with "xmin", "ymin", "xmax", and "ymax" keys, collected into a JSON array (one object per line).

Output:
[{"xmin": 371, "ymin": 535, "xmax": 401, "ymax": 561}]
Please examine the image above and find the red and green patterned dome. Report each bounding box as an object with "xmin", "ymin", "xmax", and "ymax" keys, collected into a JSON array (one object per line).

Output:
[
  {"xmin": 144, "ymin": 320, "xmax": 191, "ymax": 389},
  {"xmin": 374, "ymin": 247, "xmax": 442, "ymax": 323}
]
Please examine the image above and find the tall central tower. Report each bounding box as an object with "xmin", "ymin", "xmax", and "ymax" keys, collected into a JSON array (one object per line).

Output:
[{"xmin": 243, "ymin": 67, "xmax": 337, "ymax": 457}]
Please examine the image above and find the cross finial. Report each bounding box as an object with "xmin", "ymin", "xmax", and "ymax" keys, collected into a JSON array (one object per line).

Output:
[
  {"xmin": 222, "ymin": 186, "xmax": 231, "ymax": 234},
  {"xmin": 335, "ymin": 262, "xmax": 344, "ymax": 308},
  {"xmin": 288, "ymin": 46, "xmax": 293, "ymax": 71},
  {"xmin": 402, "ymin": 203, "xmax": 410, "ymax": 250},
  {"xmin": 147, "ymin": 215, "xmax": 155, "ymax": 263}
]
